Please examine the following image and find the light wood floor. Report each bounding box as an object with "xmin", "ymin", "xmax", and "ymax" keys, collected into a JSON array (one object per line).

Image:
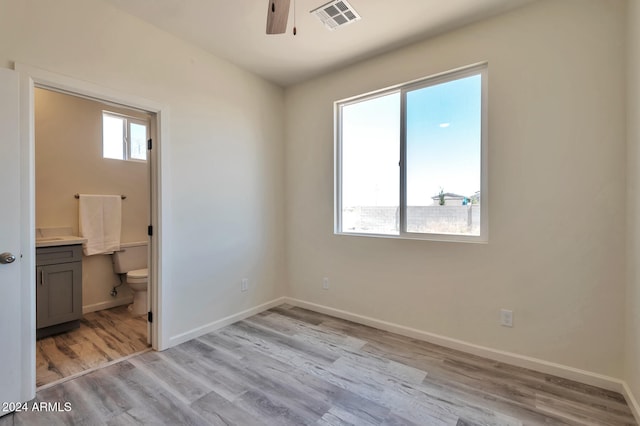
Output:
[
  {"xmin": 36, "ymin": 305, "xmax": 149, "ymax": 387},
  {"xmin": 3, "ymin": 304, "xmax": 635, "ymax": 425}
]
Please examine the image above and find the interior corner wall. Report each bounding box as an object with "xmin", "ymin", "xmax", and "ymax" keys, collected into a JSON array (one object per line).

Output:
[
  {"xmin": 626, "ymin": 0, "xmax": 640, "ymax": 408},
  {"xmin": 0, "ymin": 0, "xmax": 286, "ymax": 342},
  {"xmin": 284, "ymin": 0, "xmax": 627, "ymax": 377},
  {"xmin": 34, "ymin": 88, "xmax": 151, "ymax": 311}
]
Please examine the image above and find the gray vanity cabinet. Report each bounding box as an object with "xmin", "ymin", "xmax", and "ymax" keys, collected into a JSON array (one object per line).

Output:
[{"xmin": 36, "ymin": 245, "xmax": 83, "ymax": 339}]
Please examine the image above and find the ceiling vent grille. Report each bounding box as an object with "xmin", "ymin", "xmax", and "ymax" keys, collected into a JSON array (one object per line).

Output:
[{"xmin": 311, "ymin": 0, "xmax": 361, "ymax": 31}]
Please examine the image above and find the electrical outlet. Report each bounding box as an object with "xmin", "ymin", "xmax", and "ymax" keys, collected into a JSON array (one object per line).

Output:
[
  {"xmin": 322, "ymin": 277, "xmax": 329, "ymax": 290},
  {"xmin": 500, "ymin": 309, "xmax": 513, "ymax": 327},
  {"xmin": 241, "ymin": 278, "xmax": 249, "ymax": 292}
]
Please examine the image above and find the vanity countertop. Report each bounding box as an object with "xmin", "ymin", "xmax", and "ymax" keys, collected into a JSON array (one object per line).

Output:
[{"xmin": 36, "ymin": 236, "xmax": 87, "ymax": 248}]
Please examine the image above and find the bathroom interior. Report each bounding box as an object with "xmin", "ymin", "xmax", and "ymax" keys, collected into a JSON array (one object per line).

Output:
[{"xmin": 34, "ymin": 87, "xmax": 153, "ymax": 387}]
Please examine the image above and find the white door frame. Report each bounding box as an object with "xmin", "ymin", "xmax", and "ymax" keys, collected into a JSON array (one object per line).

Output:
[{"xmin": 15, "ymin": 63, "xmax": 171, "ymax": 399}]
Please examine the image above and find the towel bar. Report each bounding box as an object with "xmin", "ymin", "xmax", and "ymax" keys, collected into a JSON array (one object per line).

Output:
[{"xmin": 74, "ymin": 194, "xmax": 127, "ymax": 200}]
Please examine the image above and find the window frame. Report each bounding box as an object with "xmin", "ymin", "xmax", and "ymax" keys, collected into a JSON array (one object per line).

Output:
[
  {"xmin": 102, "ymin": 110, "xmax": 149, "ymax": 163},
  {"xmin": 334, "ymin": 63, "xmax": 488, "ymax": 243}
]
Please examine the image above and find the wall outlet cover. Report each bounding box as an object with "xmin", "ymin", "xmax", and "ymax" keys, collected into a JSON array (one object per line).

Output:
[
  {"xmin": 500, "ymin": 309, "xmax": 513, "ymax": 327},
  {"xmin": 322, "ymin": 277, "xmax": 329, "ymax": 290}
]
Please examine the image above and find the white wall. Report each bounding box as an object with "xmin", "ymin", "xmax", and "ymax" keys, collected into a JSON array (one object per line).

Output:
[
  {"xmin": 0, "ymin": 0, "xmax": 286, "ymax": 342},
  {"xmin": 35, "ymin": 88, "xmax": 151, "ymax": 312},
  {"xmin": 626, "ymin": 0, "xmax": 640, "ymax": 411},
  {"xmin": 285, "ymin": 0, "xmax": 627, "ymax": 377}
]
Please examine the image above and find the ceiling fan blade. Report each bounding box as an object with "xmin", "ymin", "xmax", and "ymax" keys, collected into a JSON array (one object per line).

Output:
[{"xmin": 266, "ymin": 0, "xmax": 291, "ymax": 34}]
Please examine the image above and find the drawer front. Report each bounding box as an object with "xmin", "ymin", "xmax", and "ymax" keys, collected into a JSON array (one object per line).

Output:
[{"xmin": 36, "ymin": 245, "xmax": 83, "ymax": 266}]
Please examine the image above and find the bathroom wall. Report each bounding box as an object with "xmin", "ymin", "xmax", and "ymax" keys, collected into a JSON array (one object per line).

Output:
[
  {"xmin": 35, "ymin": 88, "xmax": 151, "ymax": 312},
  {"xmin": 284, "ymin": 0, "xmax": 627, "ymax": 378}
]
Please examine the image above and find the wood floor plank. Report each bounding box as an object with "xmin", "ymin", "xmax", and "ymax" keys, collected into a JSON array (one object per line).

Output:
[
  {"xmin": 106, "ymin": 361, "xmax": 211, "ymax": 425},
  {"xmin": 328, "ymin": 388, "xmax": 391, "ymax": 425},
  {"xmin": 127, "ymin": 351, "xmax": 211, "ymax": 405},
  {"xmin": 238, "ymin": 349, "xmax": 340, "ymax": 410},
  {"xmin": 87, "ymin": 315, "xmax": 145, "ymax": 351},
  {"xmin": 190, "ymin": 391, "xmax": 264, "ymax": 426},
  {"xmin": 248, "ymin": 311, "xmax": 368, "ymax": 350},
  {"xmin": 247, "ymin": 313, "xmax": 408, "ymax": 383},
  {"xmin": 165, "ymin": 341, "xmax": 251, "ymax": 401},
  {"xmin": 380, "ymin": 411, "xmax": 423, "ymax": 426},
  {"xmin": 380, "ymin": 380, "xmax": 521, "ymax": 426},
  {"xmin": 73, "ymin": 365, "xmax": 134, "ymax": 417},
  {"xmin": 35, "ymin": 341, "xmax": 64, "ymax": 385},
  {"xmin": 269, "ymin": 305, "xmax": 327, "ymax": 325},
  {"xmin": 418, "ymin": 367, "xmax": 574, "ymax": 425},
  {"xmin": 78, "ymin": 326, "xmax": 132, "ymax": 361},
  {"xmin": 231, "ymin": 320, "xmax": 341, "ymax": 364},
  {"xmin": 16, "ymin": 377, "xmax": 107, "ymax": 425},
  {"xmin": 36, "ymin": 305, "xmax": 149, "ymax": 387},
  {"xmin": 215, "ymin": 323, "xmax": 336, "ymax": 371},
  {"xmin": 68, "ymin": 340, "xmax": 111, "ymax": 368},
  {"xmin": 13, "ymin": 304, "xmax": 637, "ymax": 426},
  {"xmin": 197, "ymin": 331, "xmax": 247, "ymax": 359},
  {"xmin": 232, "ymin": 388, "xmax": 313, "ymax": 426},
  {"xmin": 360, "ymin": 328, "xmax": 631, "ymax": 418},
  {"xmin": 457, "ymin": 419, "xmax": 484, "ymax": 426},
  {"xmin": 534, "ymin": 393, "xmax": 636, "ymax": 426},
  {"xmin": 199, "ymin": 331, "xmax": 393, "ymax": 426},
  {"xmin": 192, "ymin": 339, "xmax": 334, "ymax": 422},
  {"xmin": 37, "ymin": 338, "xmax": 86, "ymax": 378},
  {"xmin": 319, "ymin": 406, "xmax": 379, "ymax": 426}
]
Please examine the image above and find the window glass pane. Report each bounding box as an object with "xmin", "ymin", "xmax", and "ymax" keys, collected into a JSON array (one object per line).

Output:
[
  {"xmin": 406, "ymin": 74, "xmax": 481, "ymax": 235},
  {"xmin": 341, "ymin": 93, "xmax": 400, "ymax": 235},
  {"xmin": 103, "ymin": 114, "xmax": 124, "ymax": 160},
  {"xmin": 129, "ymin": 122, "xmax": 147, "ymax": 161}
]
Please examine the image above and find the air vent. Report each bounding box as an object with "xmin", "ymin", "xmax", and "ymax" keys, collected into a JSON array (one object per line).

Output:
[{"xmin": 311, "ymin": 0, "xmax": 361, "ymax": 31}]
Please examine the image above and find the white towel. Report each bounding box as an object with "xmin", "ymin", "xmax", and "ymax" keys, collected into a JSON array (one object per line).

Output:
[{"xmin": 78, "ymin": 194, "xmax": 122, "ymax": 256}]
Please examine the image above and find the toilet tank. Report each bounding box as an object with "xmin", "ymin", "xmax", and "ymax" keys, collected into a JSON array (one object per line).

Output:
[{"xmin": 112, "ymin": 241, "xmax": 148, "ymax": 274}]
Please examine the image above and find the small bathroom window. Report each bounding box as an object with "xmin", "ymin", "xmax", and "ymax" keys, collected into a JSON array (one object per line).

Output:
[{"xmin": 102, "ymin": 111, "xmax": 149, "ymax": 162}]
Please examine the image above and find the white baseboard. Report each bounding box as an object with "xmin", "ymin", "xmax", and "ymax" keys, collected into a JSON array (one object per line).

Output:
[
  {"xmin": 83, "ymin": 297, "xmax": 133, "ymax": 314},
  {"xmin": 284, "ymin": 297, "xmax": 627, "ymax": 394},
  {"xmin": 623, "ymin": 382, "xmax": 640, "ymax": 424},
  {"xmin": 168, "ymin": 297, "xmax": 287, "ymax": 347}
]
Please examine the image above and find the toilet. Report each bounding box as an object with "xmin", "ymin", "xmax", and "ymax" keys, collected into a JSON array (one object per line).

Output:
[{"xmin": 111, "ymin": 241, "xmax": 148, "ymax": 316}]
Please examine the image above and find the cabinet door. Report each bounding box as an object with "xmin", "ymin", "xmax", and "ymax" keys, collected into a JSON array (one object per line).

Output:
[{"xmin": 36, "ymin": 263, "xmax": 82, "ymax": 328}]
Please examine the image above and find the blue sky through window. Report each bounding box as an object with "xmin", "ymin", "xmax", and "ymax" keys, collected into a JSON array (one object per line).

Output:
[
  {"xmin": 407, "ymin": 74, "xmax": 481, "ymax": 205},
  {"xmin": 341, "ymin": 73, "xmax": 481, "ymax": 208}
]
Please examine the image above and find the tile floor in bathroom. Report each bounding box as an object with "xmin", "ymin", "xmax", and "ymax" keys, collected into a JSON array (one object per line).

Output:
[{"xmin": 36, "ymin": 305, "xmax": 149, "ymax": 387}]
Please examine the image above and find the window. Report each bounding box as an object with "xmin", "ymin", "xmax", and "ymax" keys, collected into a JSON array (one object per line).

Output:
[
  {"xmin": 102, "ymin": 111, "xmax": 149, "ymax": 161},
  {"xmin": 335, "ymin": 64, "xmax": 487, "ymax": 242}
]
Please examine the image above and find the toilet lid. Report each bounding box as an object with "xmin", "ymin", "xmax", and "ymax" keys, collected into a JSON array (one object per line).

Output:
[{"xmin": 127, "ymin": 268, "xmax": 148, "ymax": 279}]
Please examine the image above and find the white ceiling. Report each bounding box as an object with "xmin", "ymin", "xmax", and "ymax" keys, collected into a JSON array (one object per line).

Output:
[{"xmin": 102, "ymin": 0, "xmax": 536, "ymax": 87}]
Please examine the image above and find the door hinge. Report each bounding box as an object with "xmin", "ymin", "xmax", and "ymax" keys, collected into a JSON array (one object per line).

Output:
[
  {"xmin": 147, "ymin": 138, "xmax": 152, "ymax": 150},
  {"xmin": 148, "ymin": 225, "xmax": 153, "ymax": 236},
  {"xmin": 148, "ymin": 311, "xmax": 153, "ymax": 323}
]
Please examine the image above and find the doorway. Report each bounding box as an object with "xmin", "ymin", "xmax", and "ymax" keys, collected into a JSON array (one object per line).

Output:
[
  {"xmin": 12, "ymin": 64, "xmax": 167, "ymax": 398},
  {"xmin": 34, "ymin": 87, "xmax": 154, "ymax": 387}
]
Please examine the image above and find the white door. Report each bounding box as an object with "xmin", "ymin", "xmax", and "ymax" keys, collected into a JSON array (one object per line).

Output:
[{"xmin": 0, "ymin": 68, "xmax": 24, "ymax": 415}]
